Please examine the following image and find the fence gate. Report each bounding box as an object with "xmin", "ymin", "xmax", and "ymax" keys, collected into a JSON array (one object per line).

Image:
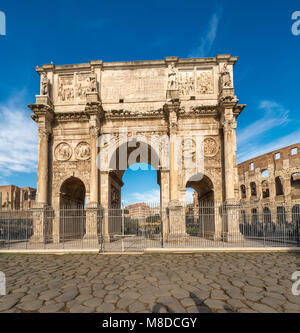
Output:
[{"xmin": 103, "ymin": 205, "xmax": 162, "ymax": 252}]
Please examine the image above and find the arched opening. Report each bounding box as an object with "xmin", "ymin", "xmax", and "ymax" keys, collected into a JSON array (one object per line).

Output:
[
  {"xmin": 277, "ymin": 206, "xmax": 286, "ymax": 224},
  {"xmin": 291, "ymin": 173, "xmax": 300, "ymax": 200},
  {"xmin": 186, "ymin": 174, "xmax": 214, "ymax": 238},
  {"xmin": 59, "ymin": 177, "xmax": 86, "ymax": 241},
  {"xmin": 262, "ymin": 180, "xmax": 270, "ymax": 198},
  {"xmin": 60, "ymin": 177, "xmax": 86, "ymax": 208},
  {"xmin": 240, "ymin": 185, "xmax": 246, "ymax": 199},
  {"xmin": 275, "ymin": 176, "xmax": 284, "ymax": 196},
  {"xmin": 251, "ymin": 208, "xmax": 258, "ymax": 225},
  {"xmin": 250, "ymin": 182, "xmax": 257, "ymax": 197},
  {"xmin": 292, "ymin": 205, "xmax": 300, "ymax": 227},
  {"xmin": 263, "ymin": 207, "xmax": 272, "ymax": 225},
  {"xmin": 107, "ymin": 139, "xmax": 162, "ymax": 242}
]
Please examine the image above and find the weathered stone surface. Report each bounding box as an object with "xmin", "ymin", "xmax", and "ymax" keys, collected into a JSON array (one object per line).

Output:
[
  {"xmin": 0, "ymin": 253, "xmax": 298, "ymax": 313},
  {"xmin": 96, "ymin": 303, "xmax": 115, "ymax": 313},
  {"xmin": 39, "ymin": 303, "xmax": 65, "ymax": 313},
  {"xmin": 17, "ymin": 300, "xmax": 44, "ymax": 312}
]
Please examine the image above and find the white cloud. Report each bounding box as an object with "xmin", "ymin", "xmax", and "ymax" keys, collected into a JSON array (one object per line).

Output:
[
  {"xmin": 237, "ymin": 100, "xmax": 297, "ymax": 163},
  {"xmin": 0, "ymin": 92, "xmax": 38, "ymax": 178},
  {"xmin": 237, "ymin": 100, "xmax": 290, "ymax": 148},
  {"xmin": 188, "ymin": 8, "xmax": 222, "ymax": 58},
  {"xmin": 122, "ymin": 189, "xmax": 160, "ymax": 205},
  {"xmin": 186, "ymin": 188, "xmax": 194, "ymax": 204},
  {"xmin": 237, "ymin": 129, "xmax": 300, "ymax": 163}
]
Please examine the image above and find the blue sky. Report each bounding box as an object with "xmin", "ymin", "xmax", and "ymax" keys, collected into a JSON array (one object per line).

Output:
[{"xmin": 0, "ymin": 0, "xmax": 300, "ymax": 204}]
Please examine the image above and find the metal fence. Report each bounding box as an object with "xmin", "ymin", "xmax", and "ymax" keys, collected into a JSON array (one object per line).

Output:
[{"xmin": 0, "ymin": 202, "xmax": 299, "ymax": 251}]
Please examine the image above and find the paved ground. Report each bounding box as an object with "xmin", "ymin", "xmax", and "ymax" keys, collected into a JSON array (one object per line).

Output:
[{"xmin": 0, "ymin": 252, "xmax": 300, "ymax": 313}]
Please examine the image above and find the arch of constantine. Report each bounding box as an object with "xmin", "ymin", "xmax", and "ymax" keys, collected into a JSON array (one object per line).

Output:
[{"xmin": 28, "ymin": 55, "xmax": 246, "ymax": 246}]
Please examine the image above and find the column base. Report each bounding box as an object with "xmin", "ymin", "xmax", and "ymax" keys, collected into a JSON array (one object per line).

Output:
[
  {"xmin": 29, "ymin": 235, "xmax": 45, "ymax": 244},
  {"xmin": 222, "ymin": 232, "xmax": 244, "ymax": 243}
]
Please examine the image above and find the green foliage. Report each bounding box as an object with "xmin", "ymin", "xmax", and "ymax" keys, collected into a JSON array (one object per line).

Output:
[{"xmin": 186, "ymin": 227, "xmax": 199, "ymax": 235}]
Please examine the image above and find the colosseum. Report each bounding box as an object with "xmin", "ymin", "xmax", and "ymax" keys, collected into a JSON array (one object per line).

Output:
[{"xmin": 237, "ymin": 143, "xmax": 300, "ymax": 225}]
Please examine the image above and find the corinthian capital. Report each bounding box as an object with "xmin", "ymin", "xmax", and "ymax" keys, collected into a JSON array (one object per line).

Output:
[
  {"xmin": 38, "ymin": 127, "xmax": 52, "ymax": 139},
  {"xmin": 89, "ymin": 126, "xmax": 100, "ymax": 138},
  {"xmin": 222, "ymin": 119, "xmax": 237, "ymax": 132}
]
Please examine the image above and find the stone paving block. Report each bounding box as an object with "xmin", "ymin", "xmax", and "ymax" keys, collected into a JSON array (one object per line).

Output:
[
  {"xmin": 55, "ymin": 289, "xmax": 79, "ymax": 303},
  {"xmin": 0, "ymin": 299, "xmax": 19, "ymax": 312},
  {"xmin": 69, "ymin": 305, "xmax": 93, "ymax": 313},
  {"xmin": 17, "ymin": 300, "xmax": 44, "ymax": 312},
  {"xmin": 83, "ymin": 298, "xmax": 104, "ymax": 308},
  {"xmin": 227, "ymin": 299, "xmax": 246, "ymax": 310},
  {"xmin": 39, "ymin": 303, "xmax": 65, "ymax": 313},
  {"xmin": 250, "ymin": 303, "xmax": 279, "ymax": 313},
  {"xmin": 39, "ymin": 290, "xmax": 61, "ymax": 301},
  {"xmin": 261, "ymin": 296, "xmax": 285, "ymax": 308},
  {"xmin": 204, "ymin": 299, "xmax": 227, "ymax": 311},
  {"xmin": 244, "ymin": 292, "xmax": 263, "ymax": 302},
  {"xmin": 211, "ymin": 290, "xmax": 228, "ymax": 300},
  {"xmin": 96, "ymin": 303, "xmax": 115, "ymax": 313}
]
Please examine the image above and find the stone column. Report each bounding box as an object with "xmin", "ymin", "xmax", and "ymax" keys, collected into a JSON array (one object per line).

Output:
[
  {"xmin": 100, "ymin": 171, "xmax": 110, "ymax": 242},
  {"xmin": 89, "ymin": 125, "xmax": 99, "ymax": 203},
  {"xmin": 84, "ymin": 92, "xmax": 103, "ymax": 243},
  {"xmin": 20, "ymin": 190, "xmax": 23, "ymax": 210},
  {"xmin": 37, "ymin": 129, "xmax": 51, "ymax": 204},
  {"xmin": 164, "ymin": 100, "xmax": 186, "ymax": 241},
  {"xmin": 214, "ymin": 202, "xmax": 223, "ymax": 241},
  {"xmin": 12, "ymin": 190, "xmax": 15, "ymax": 211},
  {"xmin": 6, "ymin": 192, "xmax": 9, "ymax": 210},
  {"xmin": 221, "ymin": 101, "xmax": 243, "ymax": 242},
  {"xmin": 0, "ymin": 192, "xmax": 2, "ymax": 211},
  {"xmin": 28, "ymin": 98, "xmax": 54, "ymax": 244},
  {"xmin": 160, "ymin": 168, "xmax": 170, "ymax": 241},
  {"xmin": 167, "ymin": 202, "xmax": 186, "ymax": 242}
]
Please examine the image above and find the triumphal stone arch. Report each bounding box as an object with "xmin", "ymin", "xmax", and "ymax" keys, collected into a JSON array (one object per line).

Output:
[{"xmin": 28, "ymin": 55, "xmax": 245, "ymax": 244}]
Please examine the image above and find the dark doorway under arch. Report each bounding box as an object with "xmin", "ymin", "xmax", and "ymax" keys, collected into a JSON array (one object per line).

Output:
[{"xmin": 59, "ymin": 177, "xmax": 86, "ymax": 241}]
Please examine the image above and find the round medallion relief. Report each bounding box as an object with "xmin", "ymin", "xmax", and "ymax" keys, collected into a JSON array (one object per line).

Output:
[
  {"xmin": 204, "ymin": 137, "xmax": 218, "ymax": 157},
  {"xmin": 75, "ymin": 142, "xmax": 91, "ymax": 160},
  {"xmin": 54, "ymin": 142, "xmax": 72, "ymax": 161}
]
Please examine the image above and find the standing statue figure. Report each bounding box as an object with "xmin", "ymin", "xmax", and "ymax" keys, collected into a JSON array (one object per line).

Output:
[
  {"xmin": 41, "ymin": 72, "xmax": 49, "ymax": 96},
  {"xmin": 89, "ymin": 67, "xmax": 97, "ymax": 93},
  {"xmin": 221, "ymin": 63, "xmax": 232, "ymax": 88},
  {"xmin": 167, "ymin": 63, "xmax": 178, "ymax": 90}
]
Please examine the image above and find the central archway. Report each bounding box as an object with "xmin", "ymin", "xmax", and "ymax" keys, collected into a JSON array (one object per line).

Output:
[{"xmin": 103, "ymin": 139, "xmax": 165, "ymax": 245}]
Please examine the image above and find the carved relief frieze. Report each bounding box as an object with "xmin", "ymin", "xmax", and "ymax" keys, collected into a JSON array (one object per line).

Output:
[
  {"xmin": 58, "ymin": 69, "xmax": 98, "ymax": 103},
  {"xmin": 75, "ymin": 72, "xmax": 90, "ymax": 99},
  {"xmin": 75, "ymin": 142, "xmax": 91, "ymax": 160},
  {"xmin": 204, "ymin": 137, "xmax": 219, "ymax": 157},
  {"xmin": 178, "ymin": 70, "xmax": 195, "ymax": 96},
  {"xmin": 176, "ymin": 68, "xmax": 214, "ymax": 96},
  {"xmin": 111, "ymin": 184, "xmax": 120, "ymax": 208},
  {"xmin": 196, "ymin": 69, "xmax": 214, "ymax": 94},
  {"xmin": 54, "ymin": 142, "xmax": 72, "ymax": 161},
  {"xmin": 58, "ymin": 75, "xmax": 74, "ymax": 102}
]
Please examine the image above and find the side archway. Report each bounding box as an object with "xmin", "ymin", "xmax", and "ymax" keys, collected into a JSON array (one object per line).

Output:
[
  {"xmin": 59, "ymin": 177, "xmax": 86, "ymax": 241},
  {"xmin": 186, "ymin": 173, "xmax": 216, "ymax": 239}
]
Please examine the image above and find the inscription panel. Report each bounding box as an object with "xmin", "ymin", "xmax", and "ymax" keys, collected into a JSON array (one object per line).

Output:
[{"xmin": 101, "ymin": 68, "xmax": 166, "ymax": 101}]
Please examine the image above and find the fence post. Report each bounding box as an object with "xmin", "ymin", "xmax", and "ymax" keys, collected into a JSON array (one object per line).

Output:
[
  {"xmin": 26, "ymin": 216, "xmax": 28, "ymax": 250},
  {"xmin": 7, "ymin": 212, "xmax": 10, "ymax": 249},
  {"xmin": 161, "ymin": 206, "xmax": 164, "ymax": 248},
  {"xmin": 122, "ymin": 206, "xmax": 125, "ymax": 252}
]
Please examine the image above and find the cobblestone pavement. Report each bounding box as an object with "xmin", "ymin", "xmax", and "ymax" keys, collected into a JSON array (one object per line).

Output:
[{"xmin": 0, "ymin": 253, "xmax": 300, "ymax": 313}]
